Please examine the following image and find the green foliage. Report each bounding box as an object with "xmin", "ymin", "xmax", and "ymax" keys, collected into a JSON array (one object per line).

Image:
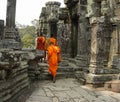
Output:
[
  {"xmin": 19, "ymin": 25, "xmax": 35, "ymax": 37},
  {"xmin": 19, "ymin": 25, "xmax": 35, "ymax": 48},
  {"xmin": 16, "ymin": 19, "xmax": 39, "ymax": 48},
  {"xmin": 22, "ymin": 34, "xmax": 34, "ymax": 48}
]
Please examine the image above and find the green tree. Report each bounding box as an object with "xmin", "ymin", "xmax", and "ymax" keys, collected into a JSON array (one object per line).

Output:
[
  {"xmin": 17, "ymin": 19, "xmax": 39, "ymax": 48},
  {"xmin": 22, "ymin": 34, "xmax": 34, "ymax": 48},
  {"xmin": 19, "ymin": 25, "xmax": 35, "ymax": 48}
]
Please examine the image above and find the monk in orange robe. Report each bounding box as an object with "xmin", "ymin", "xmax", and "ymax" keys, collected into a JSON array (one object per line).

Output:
[
  {"xmin": 49, "ymin": 34, "xmax": 57, "ymax": 46},
  {"xmin": 47, "ymin": 42, "xmax": 61, "ymax": 83},
  {"xmin": 44, "ymin": 38, "xmax": 50, "ymax": 51},
  {"xmin": 44, "ymin": 34, "xmax": 57, "ymax": 50},
  {"xmin": 37, "ymin": 34, "xmax": 45, "ymax": 50},
  {"xmin": 36, "ymin": 33, "xmax": 45, "ymax": 62}
]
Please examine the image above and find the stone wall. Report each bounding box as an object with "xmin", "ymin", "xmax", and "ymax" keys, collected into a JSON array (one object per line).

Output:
[
  {"xmin": 0, "ymin": 50, "xmax": 29, "ymax": 102},
  {"xmin": 63, "ymin": 0, "xmax": 120, "ymax": 86},
  {"xmin": 0, "ymin": 20, "xmax": 4, "ymax": 40}
]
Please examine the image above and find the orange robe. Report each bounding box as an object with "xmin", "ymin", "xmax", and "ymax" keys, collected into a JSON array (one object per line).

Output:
[
  {"xmin": 44, "ymin": 38, "xmax": 50, "ymax": 51},
  {"xmin": 47, "ymin": 45, "xmax": 60, "ymax": 77},
  {"xmin": 44, "ymin": 37, "xmax": 57, "ymax": 50},
  {"xmin": 37, "ymin": 36, "xmax": 45, "ymax": 50},
  {"xmin": 49, "ymin": 37, "xmax": 57, "ymax": 45}
]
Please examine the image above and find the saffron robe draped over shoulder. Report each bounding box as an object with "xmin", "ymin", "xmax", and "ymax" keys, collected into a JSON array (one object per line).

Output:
[{"xmin": 47, "ymin": 45, "xmax": 60, "ymax": 77}]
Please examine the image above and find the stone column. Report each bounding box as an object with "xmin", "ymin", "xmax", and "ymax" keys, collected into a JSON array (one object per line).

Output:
[
  {"xmin": 108, "ymin": 21, "xmax": 120, "ymax": 68},
  {"xmin": 0, "ymin": 20, "xmax": 4, "ymax": 40},
  {"xmin": 108, "ymin": 1, "xmax": 120, "ymax": 68},
  {"xmin": 86, "ymin": 0, "xmax": 106, "ymax": 86},
  {"xmin": 76, "ymin": 15, "xmax": 88, "ymax": 67},
  {"xmin": 3, "ymin": 0, "xmax": 22, "ymax": 49},
  {"xmin": 6, "ymin": 0, "xmax": 16, "ymax": 28},
  {"xmin": 89, "ymin": 17, "xmax": 105, "ymax": 69},
  {"xmin": 100, "ymin": 0, "xmax": 113, "ymax": 66},
  {"xmin": 86, "ymin": 17, "xmax": 108, "ymax": 86},
  {"xmin": 0, "ymin": 20, "xmax": 4, "ymax": 48},
  {"xmin": 75, "ymin": 0, "xmax": 89, "ymax": 67}
]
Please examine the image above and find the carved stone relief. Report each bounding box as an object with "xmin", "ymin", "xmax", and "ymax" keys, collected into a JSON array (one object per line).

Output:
[
  {"xmin": 86, "ymin": 0, "xmax": 100, "ymax": 17},
  {"xmin": 57, "ymin": 21, "xmax": 70, "ymax": 54}
]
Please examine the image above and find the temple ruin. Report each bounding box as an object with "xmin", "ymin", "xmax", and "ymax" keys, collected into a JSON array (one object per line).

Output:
[{"xmin": 0, "ymin": 0, "xmax": 120, "ymax": 101}]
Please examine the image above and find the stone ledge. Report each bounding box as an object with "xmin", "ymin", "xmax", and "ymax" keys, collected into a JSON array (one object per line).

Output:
[
  {"xmin": 86, "ymin": 73, "xmax": 119, "ymax": 87},
  {"xmin": 104, "ymin": 80, "xmax": 120, "ymax": 93}
]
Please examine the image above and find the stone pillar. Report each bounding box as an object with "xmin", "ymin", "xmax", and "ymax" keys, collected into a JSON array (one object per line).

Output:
[
  {"xmin": 108, "ymin": 25, "xmax": 120, "ymax": 68},
  {"xmin": 76, "ymin": 15, "xmax": 88, "ymax": 67},
  {"xmin": 89, "ymin": 17, "xmax": 105, "ymax": 69},
  {"xmin": 3, "ymin": 0, "xmax": 22, "ymax": 49},
  {"xmin": 108, "ymin": 1, "xmax": 120, "ymax": 68},
  {"xmin": 75, "ymin": 0, "xmax": 88, "ymax": 67},
  {"xmin": 100, "ymin": 0, "xmax": 113, "ymax": 66},
  {"xmin": 86, "ymin": 17, "xmax": 108, "ymax": 86},
  {"xmin": 86, "ymin": 0, "xmax": 107, "ymax": 86},
  {"xmin": 0, "ymin": 20, "xmax": 4, "ymax": 40},
  {"xmin": 5, "ymin": 0, "xmax": 17, "ymax": 39},
  {"xmin": 0, "ymin": 20, "xmax": 4, "ymax": 48},
  {"xmin": 6, "ymin": 0, "xmax": 16, "ymax": 28}
]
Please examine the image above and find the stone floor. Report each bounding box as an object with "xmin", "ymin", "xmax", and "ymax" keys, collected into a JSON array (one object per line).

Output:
[{"xmin": 25, "ymin": 78, "xmax": 120, "ymax": 102}]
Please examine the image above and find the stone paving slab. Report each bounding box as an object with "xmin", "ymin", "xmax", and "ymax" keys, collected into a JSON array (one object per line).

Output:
[{"xmin": 26, "ymin": 78, "xmax": 120, "ymax": 102}]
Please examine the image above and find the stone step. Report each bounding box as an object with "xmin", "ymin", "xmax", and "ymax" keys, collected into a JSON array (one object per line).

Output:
[
  {"xmin": 28, "ymin": 61, "xmax": 87, "ymax": 80},
  {"xmin": 29, "ymin": 71, "xmax": 75, "ymax": 80},
  {"xmin": 37, "ymin": 62, "xmax": 84, "ymax": 71}
]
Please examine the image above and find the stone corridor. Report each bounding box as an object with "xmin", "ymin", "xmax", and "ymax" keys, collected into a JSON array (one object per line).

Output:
[{"xmin": 25, "ymin": 78, "xmax": 120, "ymax": 102}]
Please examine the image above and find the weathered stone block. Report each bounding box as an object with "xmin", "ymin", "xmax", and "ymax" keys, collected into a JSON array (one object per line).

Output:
[
  {"xmin": 111, "ymin": 80, "xmax": 120, "ymax": 92},
  {"xmin": 86, "ymin": 73, "xmax": 119, "ymax": 87},
  {"xmin": 104, "ymin": 81, "xmax": 112, "ymax": 90},
  {"xmin": 0, "ymin": 70, "xmax": 6, "ymax": 80}
]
